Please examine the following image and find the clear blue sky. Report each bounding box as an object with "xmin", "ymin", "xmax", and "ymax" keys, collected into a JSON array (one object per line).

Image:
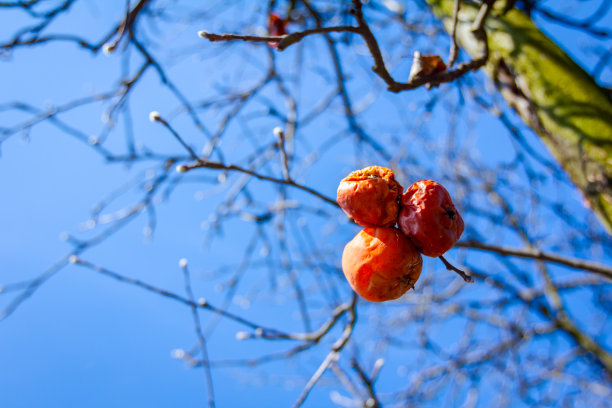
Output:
[{"xmin": 1, "ymin": 1, "xmax": 611, "ymax": 407}]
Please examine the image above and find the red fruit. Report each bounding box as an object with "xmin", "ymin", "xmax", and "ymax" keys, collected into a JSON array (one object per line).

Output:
[
  {"xmin": 342, "ymin": 227, "xmax": 423, "ymax": 302},
  {"xmin": 337, "ymin": 166, "xmax": 403, "ymax": 227},
  {"xmin": 398, "ymin": 180, "xmax": 464, "ymax": 257},
  {"xmin": 267, "ymin": 12, "xmax": 288, "ymax": 47}
]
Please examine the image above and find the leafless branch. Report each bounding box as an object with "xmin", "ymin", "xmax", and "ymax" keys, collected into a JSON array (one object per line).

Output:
[
  {"xmin": 292, "ymin": 294, "xmax": 357, "ymax": 408},
  {"xmin": 457, "ymin": 240, "xmax": 612, "ymax": 279},
  {"xmin": 448, "ymin": 0, "xmax": 461, "ymax": 68},
  {"xmin": 439, "ymin": 255, "xmax": 474, "ymax": 283},
  {"xmin": 180, "ymin": 261, "xmax": 216, "ymax": 408}
]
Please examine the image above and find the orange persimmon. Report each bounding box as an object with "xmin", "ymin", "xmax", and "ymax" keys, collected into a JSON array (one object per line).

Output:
[
  {"xmin": 337, "ymin": 166, "xmax": 403, "ymax": 227},
  {"xmin": 342, "ymin": 227, "xmax": 423, "ymax": 302},
  {"xmin": 398, "ymin": 180, "xmax": 464, "ymax": 257}
]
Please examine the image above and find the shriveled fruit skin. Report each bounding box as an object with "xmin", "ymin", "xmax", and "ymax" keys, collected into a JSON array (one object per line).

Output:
[
  {"xmin": 337, "ymin": 166, "xmax": 403, "ymax": 227},
  {"xmin": 398, "ymin": 180, "xmax": 464, "ymax": 257},
  {"xmin": 342, "ymin": 227, "xmax": 423, "ymax": 302}
]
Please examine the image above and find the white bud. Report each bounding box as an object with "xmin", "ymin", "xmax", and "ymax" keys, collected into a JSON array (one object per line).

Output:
[
  {"xmin": 273, "ymin": 126, "xmax": 283, "ymax": 138},
  {"xmin": 82, "ymin": 219, "xmax": 96, "ymax": 230},
  {"xmin": 197, "ymin": 297, "xmax": 207, "ymax": 306},
  {"xmin": 178, "ymin": 258, "xmax": 188, "ymax": 268},
  {"xmin": 254, "ymin": 327, "xmax": 263, "ymax": 337},
  {"xmin": 88, "ymin": 136, "xmax": 99, "ymax": 145},
  {"xmin": 176, "ymin": 165, "xmax": 188, "ymax": 173},
  {"xmin": 142, "ymin": 226, "xmax": 153, "ymax": 237},
  {"xmin": 373, "ymin": 358, "xmax": 385, "ymax": 371},
  {"xmin": 197, "ymin": 30, "xmax": 208, "ymax": 38},
  {"xmin": 68, "ymin": 255, "xmax": 79, "ymax": 264},
  {"xmin": 240, "ymin": 212, "xmax": 257, "ymax": 222},
  {"xmin": 149, "ymin": 111, "xmax": 162, "ymax": 123},
  {"xmin": 102, "ymin": 42, "xmax": 115, "ymax": 55},
  {"xmin": 235, "ymin": 331, "xmax": 249, "ymax": 340},
  {"xmin": 171, "ymin": 349, "xmax": 186, "ymax": 359},
  {"xmin": 382, "ymin": 0, "xmax": 404, "ymax": 13},
  {"xmin": 366, "ymin": 398, "xmax": 376, "ymax": 408}
]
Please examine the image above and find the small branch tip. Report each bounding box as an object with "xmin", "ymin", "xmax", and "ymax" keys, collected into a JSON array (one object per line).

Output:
[
  {"xmin": 149, "ymin": 110, "xmax": 162, "ymax": 123},
  {"xmin": 439, "ymin": 255, "xmax": 474, "ymax": 283},
  {"xmin": 236, "ymin": 331, "xmax": 249, "ymax": 340},
  {"xmin": 102, "ymin": 43, "xmax": 115, "ymax": 55}
]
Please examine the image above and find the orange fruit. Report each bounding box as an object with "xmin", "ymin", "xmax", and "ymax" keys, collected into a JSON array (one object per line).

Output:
[
  {"xmin": 342, "ymin": 227, "xmax": 422, "ymax": 302},
  {"xmin": 398, "ymin": 180, "xmax": 464, "ymax": 257},
  {"xmin": 337, "ymin": 166, "xmax": 403, "ymax": 227}
]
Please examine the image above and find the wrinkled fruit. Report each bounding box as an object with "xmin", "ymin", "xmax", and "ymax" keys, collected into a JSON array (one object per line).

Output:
[
  {"xmin": 337, "ymin": 166, "xmax": 403, "ymax": 227},
  {"xmin": 398, "ymin": 180, "xmax": 464, "ymax": 257},
  {"xmin": 342, "ymin": 227, "xmax": 423, "ymax": 302}
]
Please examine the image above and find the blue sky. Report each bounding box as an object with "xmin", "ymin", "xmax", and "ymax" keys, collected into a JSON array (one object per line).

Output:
[{"xmin": 1, "ymin": 1, "xmax": 611, "ymax": 407}]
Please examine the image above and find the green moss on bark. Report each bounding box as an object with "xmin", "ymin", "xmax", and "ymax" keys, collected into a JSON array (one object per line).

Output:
[{"xmin": 427, "ymin": 0, "xmax": 612, "ymax": 233}]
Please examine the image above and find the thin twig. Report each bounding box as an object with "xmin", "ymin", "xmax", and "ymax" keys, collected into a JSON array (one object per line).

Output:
[
  {"xmin": 198, "ymin": 25, "xmax": 361, "ymax": 51},
  {"xmin": 351, "ymin": 359, "xmax": 382, "ymax": 408},
  {"xmin": 151, "ymin": 113, "xmax": 201, "ymax": 161},
  {"xmin": 302, "ymin": 0, "xmax": 393, "ymax": 160},
  {"xmin": 237, "ymin": 300, "xmax": 353, "ymax": 341},
  {"xmin": 0, "ymin": 167, "xmax": 172, "ymax": 321},
  {"xmin": 70, "ymin": 258, "xmax": 294, "ymax": 335},
  {"xmin": 179, "ymin": 160, "xmax": 338, "ymax": 207},
  {"xmin": 456, "ymin": 240, "xmax": 612, "ymax": 280},
  {"xmin": 439, "ymin": 255, "xmax": 474, "ymax": 283},
  {"xmin": 350, "ymin": 0, "xmax": 490, "ymax": 92},
  {"xmin": 274, "ymin": 127, "xmax": 291, "ymax": 181},
  {"xmin": 448, "ymin": 0, "xmax": 461, "ymax": 68},
  {"xmin": 292, "ymin": 294, "xmax": 357, "ymax": 408},
  {"xmin": 180, "ymin": 261, "xmax": 216, "ymax": 408},
  {"xmin": 534, "ymin": 3, "xmax": 611, "ymax": 38}
]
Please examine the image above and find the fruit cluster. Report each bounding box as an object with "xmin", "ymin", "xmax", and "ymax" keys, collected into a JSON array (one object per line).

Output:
[{"xmin": 338, "ymin": 166, "xmax": 464, "ymax": 302}]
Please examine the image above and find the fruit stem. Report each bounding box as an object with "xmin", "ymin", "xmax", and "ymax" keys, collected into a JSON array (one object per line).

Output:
[{"xmin": 439, "ymin": 255, "xmax": 473, "ymax": 283}]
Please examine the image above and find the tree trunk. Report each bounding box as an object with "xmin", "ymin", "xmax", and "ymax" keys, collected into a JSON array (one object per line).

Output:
[{"xmin": 426, "ymin": 0, "xmax": 612, "ymax": 233}]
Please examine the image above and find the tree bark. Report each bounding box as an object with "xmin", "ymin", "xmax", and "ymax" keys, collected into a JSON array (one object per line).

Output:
[{"xmin": 426, "ymin": 0, "xmax": 612, "ymax": 233}]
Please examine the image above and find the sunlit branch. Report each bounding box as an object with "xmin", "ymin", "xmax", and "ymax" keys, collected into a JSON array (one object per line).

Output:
[
  {"xmin": 457, "ymin": 240, "xmax": 612, "ymax": 280},
  {"xmin": 180, "ymin": 261, "xmax": 216, "ymax": 408},
  {"xmin": 178, "ymin": 160, "xmax": 338, "ymax": 207},
  {"xmin": 292, "ymin": 293, "xmax": 357, "ymax": 408}
]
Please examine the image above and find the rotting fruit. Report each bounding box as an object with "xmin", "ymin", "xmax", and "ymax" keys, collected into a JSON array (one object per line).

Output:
[
  {"xmin": 337, "ymin": 166, "xmax": 403, "ymax": 227},
  {"xmin": 398, "ymin": 180, "xmax": 464, "ymax": 257},
  {"xmin": 342, "ymin": 227, "xmax": 423, "ymax": 302}
]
